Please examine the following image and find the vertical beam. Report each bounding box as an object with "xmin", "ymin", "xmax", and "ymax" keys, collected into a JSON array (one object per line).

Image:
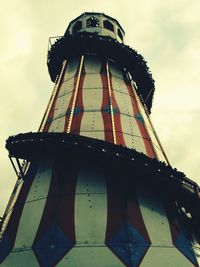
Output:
[
  {"xmin": 146, "ymin": 116, "xmax": 170, "ymax": 165},
  {"xmin": 0, "ymin": 178, "xmax": 23, "ymax": 240},
  {"xmin": 9, "ymin": 156, "xmax": 20, "ymax": 179},
  {"xmin": 67, "ymin": 55, "xmax": 85, "ymax": 133},
  {"xmin": 16, "ymin": 158, "xmax": 25, "ymax": 180},
  {"xmin": 38, "ymin": 60, "xmax": 67, "ymax": 132},
  {"xmin": 106, "ymin": 61, "xmax": 117, "ymax": 145}
]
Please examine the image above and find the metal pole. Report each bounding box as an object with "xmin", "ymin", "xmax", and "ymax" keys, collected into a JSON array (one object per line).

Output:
[
  {"xmin": 38, "ymin": 59, "xmax": 67, "ymax": 132},
  {"xmin": 67, "ymin": 55, "xmax": 84, "ymax": 133},
  {"xmin": 106, "ymin": 61, "xmax": 117, "ymax": 145}
]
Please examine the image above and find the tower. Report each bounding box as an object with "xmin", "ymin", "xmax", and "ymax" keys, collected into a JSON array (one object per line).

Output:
[{"xmin": 0, "ymin": 12, "xmax": 200, "ymax": 266}]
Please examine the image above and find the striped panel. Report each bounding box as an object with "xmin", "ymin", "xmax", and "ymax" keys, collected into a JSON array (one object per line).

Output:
[
  {"xmin": 79, "ymin": 55, "xmax": 105, "ymax": 140},
  {"xmin": 100, "ymin": 62, "xmax": 113, "ymax": 143},
  {"xmin": 108, "ymin": 69, "xmax": 125, "ymax": 146},
  {"xmin": 57, "ymin": 78, "xmax": 74, "ymax": 98},
  {"xmin": 70, "ymin": 65, "xmax": 85, "ymax": 135},
  {"xmin": 109, "ymin": 61, "xmax": 146, "ymax": 152},
  {"xmin": 63, "ymin": 58, "xmax": 79, "ymax": 82},
  {"xmin": 1, "ymin": 159, "xmax": 52, "ymax": 266},
  {"xmin": 165, "ymin": 203, "xmax": 198, "ymax": 266},
  {"xmin": 137, "ymin": 184, "xmax": 194, "ymax": 266},
  {"xmin": 33, "ymin": 157, "xmax": 79, "ymax": 266},
  {"xmin": 75, "ymin": 161, "xmax": 107, "ymax": 245},
  {"xmin": 44, "ymin": 62, "xmax": 67, "ymax": 132},
  {"xmin": 49, "ymin": 59, "xmax": 79, "ymax": 133},
  {"xmin": 125, "ymin": 79, "xmax": 156, "ymax": 158},
  {"xmin": 0, "ymin": 162, "xmax": 38, "ymax": 263},
  {"xmin": 64, "ymin": 57, "xmax": 83, "ymax": 133},
  {"xmin": 48, "ymin": 87, "xmax": 73, "ymax": 132},
  {"xmin": 133, "ymin": 91, "xmax": 166, "ymax": 161},
  {"xmin": 14, "ymin": 158, "xmax": 52, "ymax": 249},
  {"xmin": 57, "ymin": 161, "xmax": 124, "ymax": 267},
  {"xmin": 106, "ymin": 171, "xmax": 150, "ymax": 266}
]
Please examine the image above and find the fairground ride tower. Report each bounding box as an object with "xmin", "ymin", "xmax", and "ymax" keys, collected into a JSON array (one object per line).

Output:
[{"xmin": 0, "ymin": 12, "xmax": 200, "ymax": 267}]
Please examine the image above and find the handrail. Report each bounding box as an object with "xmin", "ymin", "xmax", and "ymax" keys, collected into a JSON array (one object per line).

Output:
[{"xmin": 38, "ymin": 60, "xmax": 67, "ymax": 132}]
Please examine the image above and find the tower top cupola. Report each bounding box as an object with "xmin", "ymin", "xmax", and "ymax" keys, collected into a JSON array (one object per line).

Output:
[{"xmin": 65, "ymin": 12, "xmax": 125, "ymax": 43}]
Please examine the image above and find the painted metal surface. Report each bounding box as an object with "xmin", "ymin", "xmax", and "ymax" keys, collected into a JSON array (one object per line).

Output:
[
  {"xmin": 1, "ymin": 14, "xmax": 199, "ymax": 266},
  {"xmin": 44, "ymin": 54, "xmax": 163, "ymax": 159},
  {"xmin": 80, "ymin": 56, "xmax": 105, "ymax": 140},
  {"xmin": 1, "ymin": 159, "xmax": 198, "ymax": 266},
  {"xmin": 0, "ymin": 158, "xmax": 52, "ymax": 266}
]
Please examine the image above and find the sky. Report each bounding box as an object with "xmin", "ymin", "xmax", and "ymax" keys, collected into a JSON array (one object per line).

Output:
[{"xmin": 0, "ymin": 0, "xmax": 200, "ymax": 215}]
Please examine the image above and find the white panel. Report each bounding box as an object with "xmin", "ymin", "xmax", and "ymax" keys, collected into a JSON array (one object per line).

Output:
[
  {"xmin": 75, "ymin": 164, "xmax": 106, "ymax": 194},
  {"xmin": 80, "ymin": 130, "xmax": 105, "ymax": 140},
  {"xmin": 57, "ymin": 247, "xmax": 125, "ymax": 267},
  {"xmin": 51, "ymin": 89, "xmax": 74, "ymax": 121},
  {"xmin": 80, "ymin": 59, "xmax": 105, "ymax": 140},
  {"xmin": 75, "ymin": 163, "xmax": 107, "ymax": 244},
  {"xmin": 84, "ymin": 55, "xmax": 101, "ymax": 74},
  {"xmin": 48, "ymin": 84, "xmax": 74, "ymax": 132},
  {"xmin": 1, "ymin": 250, "xmax": 39, "ymax": 267},
  {"xmin": 57, "ymin": 162, "xmax": 125, "ymax": 267},
  {"xmin": 51, "ymin": 94, "xmax": 68, "ymax": 120},
  {"xmin": 140, "ymin": 247, "xmax": 193, "ymax": 267},
  {"xmin": 83, "ymin": 75, "xmax": 103, "ymax": 89},
  {"xmin": 14, "ymin": 158, "xmax": 52, "ymax": 249},
  {"xmin": 58, "ymin": 78, "xmax": 74, "ymax": 98},
  {"xmin": 48, "ymin": 116, "xmax": 65, "ymax": 132},
  {"xmin": 80, "ymin": 111, "xmax": 105, "ymax": 140},
  {"xmin": 137, "ymin": 187, "xmax": 172, "ymax": 245},
  {"xmin": 84, "ymin": 55, "xmax": 93, "ymax": 73},
  {"xmin": 111, "ymin": 73, "xmax": 146, "ymax": 152},
  {"xmin": 137, "ymin": 185, "xmax": 194, "ymax": 266},
  {"xmin": 82, "ymin": 89, "xmax": 103, "ymax": 110},
  {"xmin": 113, "ymin": 80, "xmax": 129, "ymax": 95},
  {"xmin": 113, "ymin": 90, "xmax": 132, "ymax": 116},
  {"xmin": 109, "ymin": 61, "xmax": 123, "ymax": 79},
  {"xmin": 63, "ymin": 58, "xmax": 79, "ymax": 81},
  {"xmin": 120, "ymin": 114, "xmax": 146, "ymax": 153}
]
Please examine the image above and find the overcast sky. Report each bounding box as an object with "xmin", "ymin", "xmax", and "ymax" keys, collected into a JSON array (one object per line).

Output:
[{"xmin": 0, "ymin": 0, "xmax": 200, "ymax": 215}]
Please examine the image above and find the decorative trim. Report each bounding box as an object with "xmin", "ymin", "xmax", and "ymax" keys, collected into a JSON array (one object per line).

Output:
[
  {"xmin": 67, "ymin": 55, "xmax": 84, "ymax": 133},
  {"xmin": 106, "ymin": 62, "xmax": 117, "ymax": 144},
  {"xmin": 47, "ymin": 32, "xmax": 155, "ymax": 113}
]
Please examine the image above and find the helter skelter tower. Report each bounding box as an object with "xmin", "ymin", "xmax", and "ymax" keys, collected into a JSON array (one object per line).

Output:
[{"xmin": 0, "ymin": 12, "xmax": 200, "ymax": 267}]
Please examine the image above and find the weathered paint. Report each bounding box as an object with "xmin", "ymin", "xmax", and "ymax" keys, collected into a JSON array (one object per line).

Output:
[
  {"xmin": 80, "ymin": 56, "xmax": 104, "ymax": 139},
  {"xmin": 44, "ymin": 55, "xmax": 162, "ymax": 157},
  {"xmin": 1, "ymin": 18, "xmax": 199, "ymax": 266}
]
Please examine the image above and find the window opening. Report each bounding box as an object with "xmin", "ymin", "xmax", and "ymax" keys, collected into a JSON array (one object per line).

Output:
[
  {"xmin": 72, "ymin": 21, "xmax": 82, "ymax": 34},
  {"xmin": 86, "ymin": 16, "xmax": 99, "ymax": 28},
  {"xmin": 118, "ymin": 29, "xmax": 123, "ymax": 41},
  {"xmin": 103, "ymin": 20, "xmax": 114, "ymax": 32}
]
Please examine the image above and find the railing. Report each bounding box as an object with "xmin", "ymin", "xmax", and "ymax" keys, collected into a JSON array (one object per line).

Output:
[
  {"xmin": 38, "ymin": 60, "xmax": 67, "ymax": 132},
  {"xmin": 129, "ymin": 75, "xmax": 170, "ymax": 165},
  {"xmin": 0, "ymin": 179, "xmax": 23, "ymax": 241},
  {"xmin": 48, "ymin": 36, "xmax": 62, "ymax": 53}
]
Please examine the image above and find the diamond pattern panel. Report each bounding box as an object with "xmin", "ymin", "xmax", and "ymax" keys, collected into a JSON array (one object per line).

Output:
[
  {"xmin": 0, "ymin": 234, "xmax": 11, "ymax": 263},
  {"xmin": 33, "ymin": 224, "xmax": 73, "ymax": 267},
  {"xmin": 107, "ymin": 222, "xmax": 149, "ymax": 267},
  {"xmin": 176, "ymin": 232, "xmax": 198, "ymax": 266}
]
